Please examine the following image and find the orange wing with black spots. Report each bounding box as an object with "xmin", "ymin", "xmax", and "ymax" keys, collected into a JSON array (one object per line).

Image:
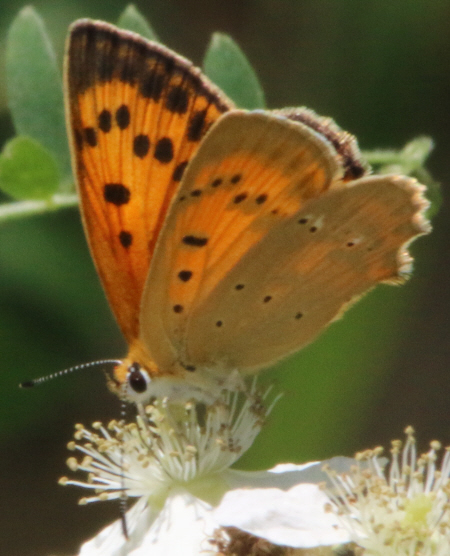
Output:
[
  {"xmin": 138, "ymin": 111, "xmax": 429, "ymax": 374},
  {"xmin": 65, "ymin": 19, "xmax": 233, "ymax": 342}
]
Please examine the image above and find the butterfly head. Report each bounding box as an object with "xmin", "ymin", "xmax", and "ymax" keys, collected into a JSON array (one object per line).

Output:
[
  {"xmin": 109, "ymin": 358, "xmax": 155, "ymax": 404},
  {"xmin": 103, "ymin": 338, "xmax": 158, "ymax": 402},
  {"xmin": 108, "ymin": 343, "xmax": 222, "ymax": 404}
]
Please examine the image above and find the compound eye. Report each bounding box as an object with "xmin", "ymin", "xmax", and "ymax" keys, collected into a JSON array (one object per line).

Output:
[{"xmin": 127, "ymin": 362, "xmax": 148, "ymax": 394}]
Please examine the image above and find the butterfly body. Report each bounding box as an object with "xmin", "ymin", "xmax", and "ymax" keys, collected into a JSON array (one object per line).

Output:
[{"xmin": 65, "ymin": 20, "xmax": 430, "ymax": 402}]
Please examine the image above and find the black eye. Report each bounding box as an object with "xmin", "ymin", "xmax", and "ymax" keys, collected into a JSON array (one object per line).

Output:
[{"xmin": 128, "ymin": 363, "xmax": 148, "ymax": 393}]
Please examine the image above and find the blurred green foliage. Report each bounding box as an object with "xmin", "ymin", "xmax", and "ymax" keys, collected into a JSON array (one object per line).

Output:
[
  {"xmin": 204, "ymin": 32, "xmax": 266, "ymax": 109},
  {"xmin": 0, "ymin": 2, "xmax": 448, "ymax": 556},
  {"xmin": 0, "ymin": 136, "xmax": 59, "ymax": 200},
  {"xmin": 116, "ymin": 3, "xmax": 158, "ymax": 40},
  {"xmin": 6, "ymin": 7, "xmax": 71, "ymax": 183}
]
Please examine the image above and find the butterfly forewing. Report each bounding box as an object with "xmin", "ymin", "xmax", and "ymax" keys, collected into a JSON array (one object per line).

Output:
[
  {"xmin": 65, "ymin": 20, "xmax": 233, "ymax": 341},
  {"xmin": 138, "ymin": 111, "xmax": 344, "ymax": 370}
]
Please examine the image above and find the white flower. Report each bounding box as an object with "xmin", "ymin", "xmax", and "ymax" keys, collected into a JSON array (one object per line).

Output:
[
  {"xmin": 324, "ymin": 426, "xmax": 450, "ymax": 556},
  {"xmin": 61, "ymin": 385, "xmax": 350, "ymax": 555}
]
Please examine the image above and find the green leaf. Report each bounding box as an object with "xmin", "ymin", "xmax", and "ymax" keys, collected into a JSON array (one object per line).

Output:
[
  {"xmin": 117, "ymin": 4, "xmax": 159, "ymax": 41},
  {"xmin": 364, "ymin": 136, "xmax": 434, "ymax": 176},
  {"xmin": 6, "ymin": 7, "xmax": 72, "ymax": 184},
  {"xmin": 203, "ymin": 33, "xmax": 265, "ymax": 109},
  {"xmin": 364, "ymin": 136, "xmax": 441, "ymax": 219},
  {"xmin": 401, "ymin": 136, "xmax": 434, "ymax": 169},
  {"xmin": 0, "ymin": 136, "xmax": 59, "ymax": 200}
]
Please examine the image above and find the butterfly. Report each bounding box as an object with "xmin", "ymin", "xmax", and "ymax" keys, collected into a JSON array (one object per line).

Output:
[{"xmin": 64, "ymin": 19, "xmax": 430, "ymax": 402}]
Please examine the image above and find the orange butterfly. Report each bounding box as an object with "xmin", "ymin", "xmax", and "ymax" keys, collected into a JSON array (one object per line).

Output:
[{"xmin": 64, "ymin": 19, "xmax": 430, "ymax": 402}]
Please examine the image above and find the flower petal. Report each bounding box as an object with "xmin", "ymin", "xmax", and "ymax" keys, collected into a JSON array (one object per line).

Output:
[
  {"xmin": 135, "ymin": 491, "xmax": 218, "ymax": 555},
  {"xmin": 224, "ymin": 457, "xmax": 354, "ymax": 490},
  {"xmin": 214, "ymin": 483, "xmax": 350, "ymax": 548},
  {"xmin": 78, "ymin": 498, "xmax": 155, "ymax": 556},
  {"xmin": 78, "ymin": 492, "xmax": 220, "ymax": 556}
]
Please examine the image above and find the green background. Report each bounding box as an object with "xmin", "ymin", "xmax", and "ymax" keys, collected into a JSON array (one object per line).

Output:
[{"xmin": 0, "ymin": 1, "xmax": 449, "ymax": 555}]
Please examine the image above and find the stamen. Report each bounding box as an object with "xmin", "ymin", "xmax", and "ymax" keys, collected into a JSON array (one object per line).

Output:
[
  {"xmin": 60, "ymin": 382, "xmax": 277, "ymax": 505},
  {"xmin": 323, "ymin": 427, "xmax": 450, "ymax": 556}
]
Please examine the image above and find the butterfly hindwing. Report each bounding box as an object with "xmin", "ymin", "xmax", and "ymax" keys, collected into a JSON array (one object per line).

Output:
[
  {"xmin": 65, "ymin": 20, "xmax": 233, "ymax": 341},
  {"xmin": 138, "ymin": 111, "xmax": 344, "ymax": 370},
  {"xmin": 138, "ymin": 111, "xmax": 429, "ymax": 373},
  {"xmin": 184, "ymin": 174, "xmax": 429, "ymax": 370}
]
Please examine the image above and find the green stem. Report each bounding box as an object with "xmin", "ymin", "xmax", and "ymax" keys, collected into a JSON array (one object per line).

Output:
[
  {"xmin": 0, "ymin": 192, "xmax": 78, "ymax": 224},
  {"xmin": 362, "ymin": 149, "xmax": 401, "ymax": 166}
]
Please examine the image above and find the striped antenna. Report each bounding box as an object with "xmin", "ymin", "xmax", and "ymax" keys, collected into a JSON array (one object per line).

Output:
[{"xmin": 19, "ymin": 359, "xmax": 122, "ymax": 389}]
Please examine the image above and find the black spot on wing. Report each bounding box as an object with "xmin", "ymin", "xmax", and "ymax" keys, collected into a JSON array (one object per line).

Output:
[
  {"xmin": 140, "ymin": 71, "xmax": 165, "ymax": 100},
  {"xmin": 187, "ymin": 109, "xmax": 207, "ymax": 141},
  {"xmin": 98, "ymin": 109, "xmax": 112, "ymax": 132},
  {"xmin": 119, "ymin": 230, "xmax": 133, "ymax": 248},
  {"xmin": 116, "ymin": 105, "xmax": 130, "ymax": 129},
  {"xmin": 154, "ymin": 137, "xmax": 174, "ymax": 163},
  {"xmin": 173, "ymin": 161, "xmax": 188, "ymax": 181},
  {"xmin": 178, "ymin": 270, "xmax": 193, "ymax": 282},
  {"xmin": 233, "ymin": 193, "xmax": 247, "ymax": 204},
  {"xmin": 182, "ymin": 363, "xmax": 196, "ymax": 372},
  {"xmin": 133, "ymin": 134, "xmax": 150, "ymax": 158},
  {"xmin": 166, "ymin": 85, "xmax": 189, "ymax": 114},
  {"xmin": 84, "ymin": 127, "xmax": 97, "ymax": 147},
  {"xmin": 104, "ymin": 183, "xmax": 131, "ymax": 205},
  {"xmin": 182, "ymin": 235, "xmax": 208, "ymax": 247},
  {"xmin": 255, "ymin": 194, "xmax": 268, "ymax": 204}
]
